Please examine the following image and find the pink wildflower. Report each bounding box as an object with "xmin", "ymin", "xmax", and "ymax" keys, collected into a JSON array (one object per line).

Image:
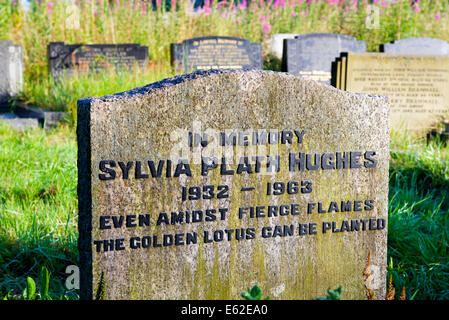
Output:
[
  {"xmin": 291, "ymin": 12, "xmax": 296, "ymax": 17},
  {"xmin": 262, "ymin": 23, "xmax": 271, "ymax": 34},
  {"xmin": 413, "ymin": 3, "xmax": 420, "ymax": 13},
  {"xmin": 238, "ymin": 0, "xmax": 247, "ymax": 10},
  {"xmin": 141, "ymin": 3, "xmax": 147, "ymax": 15},
  {"xmin": 47, "ymin": 1, "xmax": 53, "ymax": 9},
  {"xmin": 273, "ymin": 0, "xmax": 286, "ymax": 8},
  {"xmin": 381, "ymin": 1, "xmax": 387, "ymax": 7},
  {"xmin": 435, "ymin": 11, "xmax": 441, "ymax": 21}
]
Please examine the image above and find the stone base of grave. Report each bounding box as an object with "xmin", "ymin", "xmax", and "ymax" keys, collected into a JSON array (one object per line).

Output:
[
  {"xmin": 0, "ymin": 113, "xmax": 40, "ymax": 131},
  {"xmin": 0, "ymin": 104, "xmax": 67, "ymax": 130},
  {"xmin": 14, "ymin": 104, "xmax": 67, "ymax": 129}
]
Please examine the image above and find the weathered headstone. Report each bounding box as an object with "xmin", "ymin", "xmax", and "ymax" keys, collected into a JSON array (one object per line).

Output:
[
  {"xmin": 381, "ymin": 37, "xmax": 449, "ymax": 54},
  {"xmin": 48, "ymin": 42, "xmax": 148, "ymax": 80},
  {"xmin": 335, "ymin": 52, "xmax": 449, "ymax": 132},
  {"xmin": 171, "ymin": 36, "xmax": 262, "ymax": 74},
  {"xmin": 284, "ymin": 33, "xmax": 366, "ymax": 84},
  {"xmin": 77, "ymin": 69, "xmax": 389, "ymax": 300},
  {"xmin": 0, "ymin": 40, "xmax": 23, "ymax": 112}
]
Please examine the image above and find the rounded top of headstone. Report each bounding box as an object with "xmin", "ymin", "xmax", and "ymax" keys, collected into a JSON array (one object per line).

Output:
[
  {"xmin": 79, "ymin": 68, "xmax": 387, "ymax": 105},
  {"xmin": 381, "ymin": 37, "xmax": 449, "ymax": 54},
  {"xmin": 294, "ymin": 33, "xmax": 360, "ymax": 41},
  {"xmin": 176, "ymin": 36, "xmax": 251, "ymax": 44}
]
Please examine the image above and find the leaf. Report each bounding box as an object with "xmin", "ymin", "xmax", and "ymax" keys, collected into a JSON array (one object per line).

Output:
[
  {"xmin": 250, "ymin": 285, "xmax": 262, "ymax": 300},
  {"xmin": 40, "ymin": 266, "xmax": 51, "ymax": 299},
  {"xmin": 241, "ymin": 291, "xmax": 255, "ymax": 300},
  {"xmin": 316, "ymin": 286, "xmax": 342, "ymax": 300},
  {"xmin": 26, "ymin": 277, "xmax": 36, "ymax": 300}
]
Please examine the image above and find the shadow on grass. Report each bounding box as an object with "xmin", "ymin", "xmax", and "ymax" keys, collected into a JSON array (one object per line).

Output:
[{"xmin": 0, "ymin": 234, "xmax": 79, "ymax": 299}]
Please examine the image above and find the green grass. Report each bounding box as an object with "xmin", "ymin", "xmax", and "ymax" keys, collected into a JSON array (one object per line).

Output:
[
  {"xmin": 387, "ymin": 132, "xmax": 449, "ymax": 300},
  {"xmin": 0, "ymin": 123, "xmax": 448, "ymax": 299},
  {"xmin": 0, "ymin": 123, "xmax": 78, "ymax": 299}
]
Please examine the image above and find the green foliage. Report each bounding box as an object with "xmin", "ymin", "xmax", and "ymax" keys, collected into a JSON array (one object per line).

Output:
[
  {"xmin": 25, "ymin": 276, "xmax": 36, "ymax": 300},
  {"xmin": 387, "ymin": 132, "xmax": 449, "ymax": 300},
  {"xmin": 316, "ymin": 286, "xmax": 342, "ymax": 300},
  {"xmin": 2, "ymin": 266, "xmax": 67, "ymax": 300},
  {"xmin": 0, "ymin": 123, "xmax": 78, "ymax": 299},
  {"xmin": 241, "ymin": 285, "xmax": 270, "ymax": 300}
]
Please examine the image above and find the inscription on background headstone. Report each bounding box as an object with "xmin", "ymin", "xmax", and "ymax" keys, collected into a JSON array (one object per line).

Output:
[
  {"xmin": 284, "ymin": 33, "xmax": 366, "ymax": 84},
  {"xmin": 0, "ymin": 40, "xmax": 23, "ymax": 112},
  {"xmin": 77, "ymin": 69, "xmax": 389, "ymax": 300},
  {"xmin": 48, "ymin": 42, "xmax": 148, "ymax": 79},
  {"xmin": 335, "ymin": 52, "xmax": 449, "ymax": 132},
  {"xmin": 381, "ymin": 37, "xmax": 449, "ymax": 54},
  {"xmin": 171, "ymin": 36, "xmax": 262, "ymax": 74}
]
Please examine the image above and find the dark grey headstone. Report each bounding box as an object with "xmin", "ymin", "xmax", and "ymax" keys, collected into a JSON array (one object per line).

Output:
[
  {"xmin": 48, "ymin": 42, "xmax": 148, "ymax": 80},
  {"xmin": 284, "ymin": 33, "xmax": 366, "ymax": 85},
  {"xmin": 380, "ymin": 37, "xmax": 449, "ymax": 54},
  {"xmin": 0, "ymin": 40, "xmax": 23, "ymax": 112},
  {"xmin": 171, "ymin": 36, "xmax": 262, "ymax": 74}
]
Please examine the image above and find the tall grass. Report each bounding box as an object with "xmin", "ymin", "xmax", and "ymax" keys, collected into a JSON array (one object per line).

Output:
[
  {"xmin": 387, "ymin": 131, "xmax": 449, "ymax": 299},
  {"xmin": 1, "ymin": 0, "xmax": 449, "ymax": 116}
]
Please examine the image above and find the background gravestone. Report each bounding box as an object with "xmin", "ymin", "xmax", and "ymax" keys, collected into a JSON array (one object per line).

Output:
[
  {"xmin": 269, "ymin": 33, "xmax": 299, "ymax": 60},
  {"xmin": 284, "ymin": 33, "xmax": 366, "ymax": 85},
  {"xmin": 48, "ymin": 42, "xmax": 148, "ymax": 80},
  {"xmin": 171, "ymin": 36, "xmax": 262, "ymax": 74},
  {"xmin": 0, "ymin": 40, "xmax": 23, "ymax": 112},
  {"xmin": 381, "ymin": 38, "xmax": 449, "ymax": 54},
  {"xmin": 336, "ymin": 52, "xmax": 449, "ymax": 132},
  {"xmin": 78, "ymin": 69, "xmax": 389, "ymax": 300}
]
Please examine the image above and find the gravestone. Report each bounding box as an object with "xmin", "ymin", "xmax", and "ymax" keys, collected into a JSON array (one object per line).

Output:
[
  {"xmin": 171, "ymin": 36, "xmax": 262, "ymax": 74},
  {"xmin": 381, "ymin": 38, "xmax": 449, "ymax": 54},
  {"xmin": 77, "ymin": 69, "xmax": 389, "ymax": 300},
  {"xmin": 0, "ymin": 41, "xmax": 23, "ymax": 112},
  {"xmin": 48, "ymin": 42, "xmax": 148, "ymax": 80},
  {"xmin": 284, "ymin": 33, "xmax": 366, "ymax": 84},
  {"xmin": 269, "ymin": 33, "xmax": 299, "ymax": 60},
  {"xmin": 335, "ymin": 52, "xmax": 449, "ymax": 132}
]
